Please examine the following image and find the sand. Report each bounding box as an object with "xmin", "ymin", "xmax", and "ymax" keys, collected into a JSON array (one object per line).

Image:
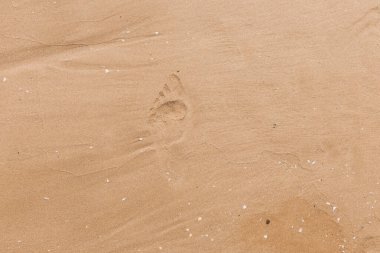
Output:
[{"xmin": 1, "ymin": 1, "xmax": 380, "ymax": 252}]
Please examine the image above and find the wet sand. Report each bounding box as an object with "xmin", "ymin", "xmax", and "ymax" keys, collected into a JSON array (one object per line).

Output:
[{"xmin": 1, "ymin": 1, "xmax": 380, "ymax": 252}]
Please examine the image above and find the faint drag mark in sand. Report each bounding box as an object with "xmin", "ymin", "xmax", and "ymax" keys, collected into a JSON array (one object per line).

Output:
[
  {"xmin": 334, "ymin": 5, "xmax": 380, "ymax": 51},
  {"xmin": 348, "ymin": 6, "xmax": 380, "ymax": 38},
  {"xmin": 0, "ymin": 15, "xmax": 157, "ymax": 71},
  {"xmin": 203, "ymin": 141, "xmax": 311, "ymax": 172},
  {"xmin": 335, "ymin": 5, "xmax": 380, "ymax": 77},
  {"xmin": 148, "ymin": 74, "xmax": 191, "ymax": 171},
  {"xmin": 235, "ymin": 197, "xmax": 348, "ymax": 253}
]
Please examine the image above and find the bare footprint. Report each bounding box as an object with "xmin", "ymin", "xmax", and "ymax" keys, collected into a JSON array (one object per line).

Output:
[{"xmin": 148, "ymin": 74, "xmax": 191, "ymax": 148}]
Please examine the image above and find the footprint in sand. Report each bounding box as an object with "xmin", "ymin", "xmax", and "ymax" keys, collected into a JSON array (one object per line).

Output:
[{"xmin": 148, "ymin": 74, "xmax": 191, "ymax": 148}]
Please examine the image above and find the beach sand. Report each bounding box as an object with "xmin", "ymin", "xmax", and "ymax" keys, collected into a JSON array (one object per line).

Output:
[{"xmin": 1, "ymin": 1, "xmax": 380, "ymax": 252}]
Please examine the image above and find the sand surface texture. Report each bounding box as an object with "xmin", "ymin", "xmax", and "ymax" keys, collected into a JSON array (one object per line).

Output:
[{"xmin": 1, "ymin": 1, "xmax": 380, "ymax": 252}]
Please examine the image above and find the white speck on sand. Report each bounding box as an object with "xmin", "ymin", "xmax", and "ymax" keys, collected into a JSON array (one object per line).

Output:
[
  {"xmin": 197, "ymin": 217, "xmax": 202, "ymax": 221},
  {"xmin": 154, "ymin": 32, "xmax": 160, "ymax": 35},
  {"xmin": 104, "ymin": 69, "xmax": 110, "ymax": 73},
  {"xmin": 17, "ymin": 240, "xmax": 22, "ymax": 243},
  {"xmin": 89, "ymin": 146, "xmax": 94, "ymax": 149},
  {"xmin": 2, "ymin": 77, "xmax": 6, "ymax": 82},
  {"xmin": 332, "ymin": 206, "xmax": 337, "ymax": 212},
  {"xmin": 158, "ymin": 246, "xmax": 162, "ymax": 250},
  {"xmin": 185, "ymin": 228, "xmax": 190, "ymax": 232},
  {"xmin": 43, "ymin": 197, "xmax": 50, "ymax": 200},
  {"xmin": 263, "ymin": 234, "xmax": 268, "ymax": 239},
  {"xmin": 122, "ymin": 197, "xmax": 127, "ymax": 201},
  {"xmin": 106, "ymin": 178, "xmax": 110, "ymax": 183},
  {"xmin": 337, "ymin": 217, "xmax": 341, "ymax": 223},
  {"xmin": 242, "ymin": 204, "xmax": 247, "ymax": 209},
  {"xmin": 189, "ymin": 233, "xmax": 193, "ymax": 237},
  {"xmin": 138, "ymin": 137, "xmax": 143, "ymax": 141},
  {"xmin": 298, "ymin": 227, "xmax": 303, "ymax": 233}
]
